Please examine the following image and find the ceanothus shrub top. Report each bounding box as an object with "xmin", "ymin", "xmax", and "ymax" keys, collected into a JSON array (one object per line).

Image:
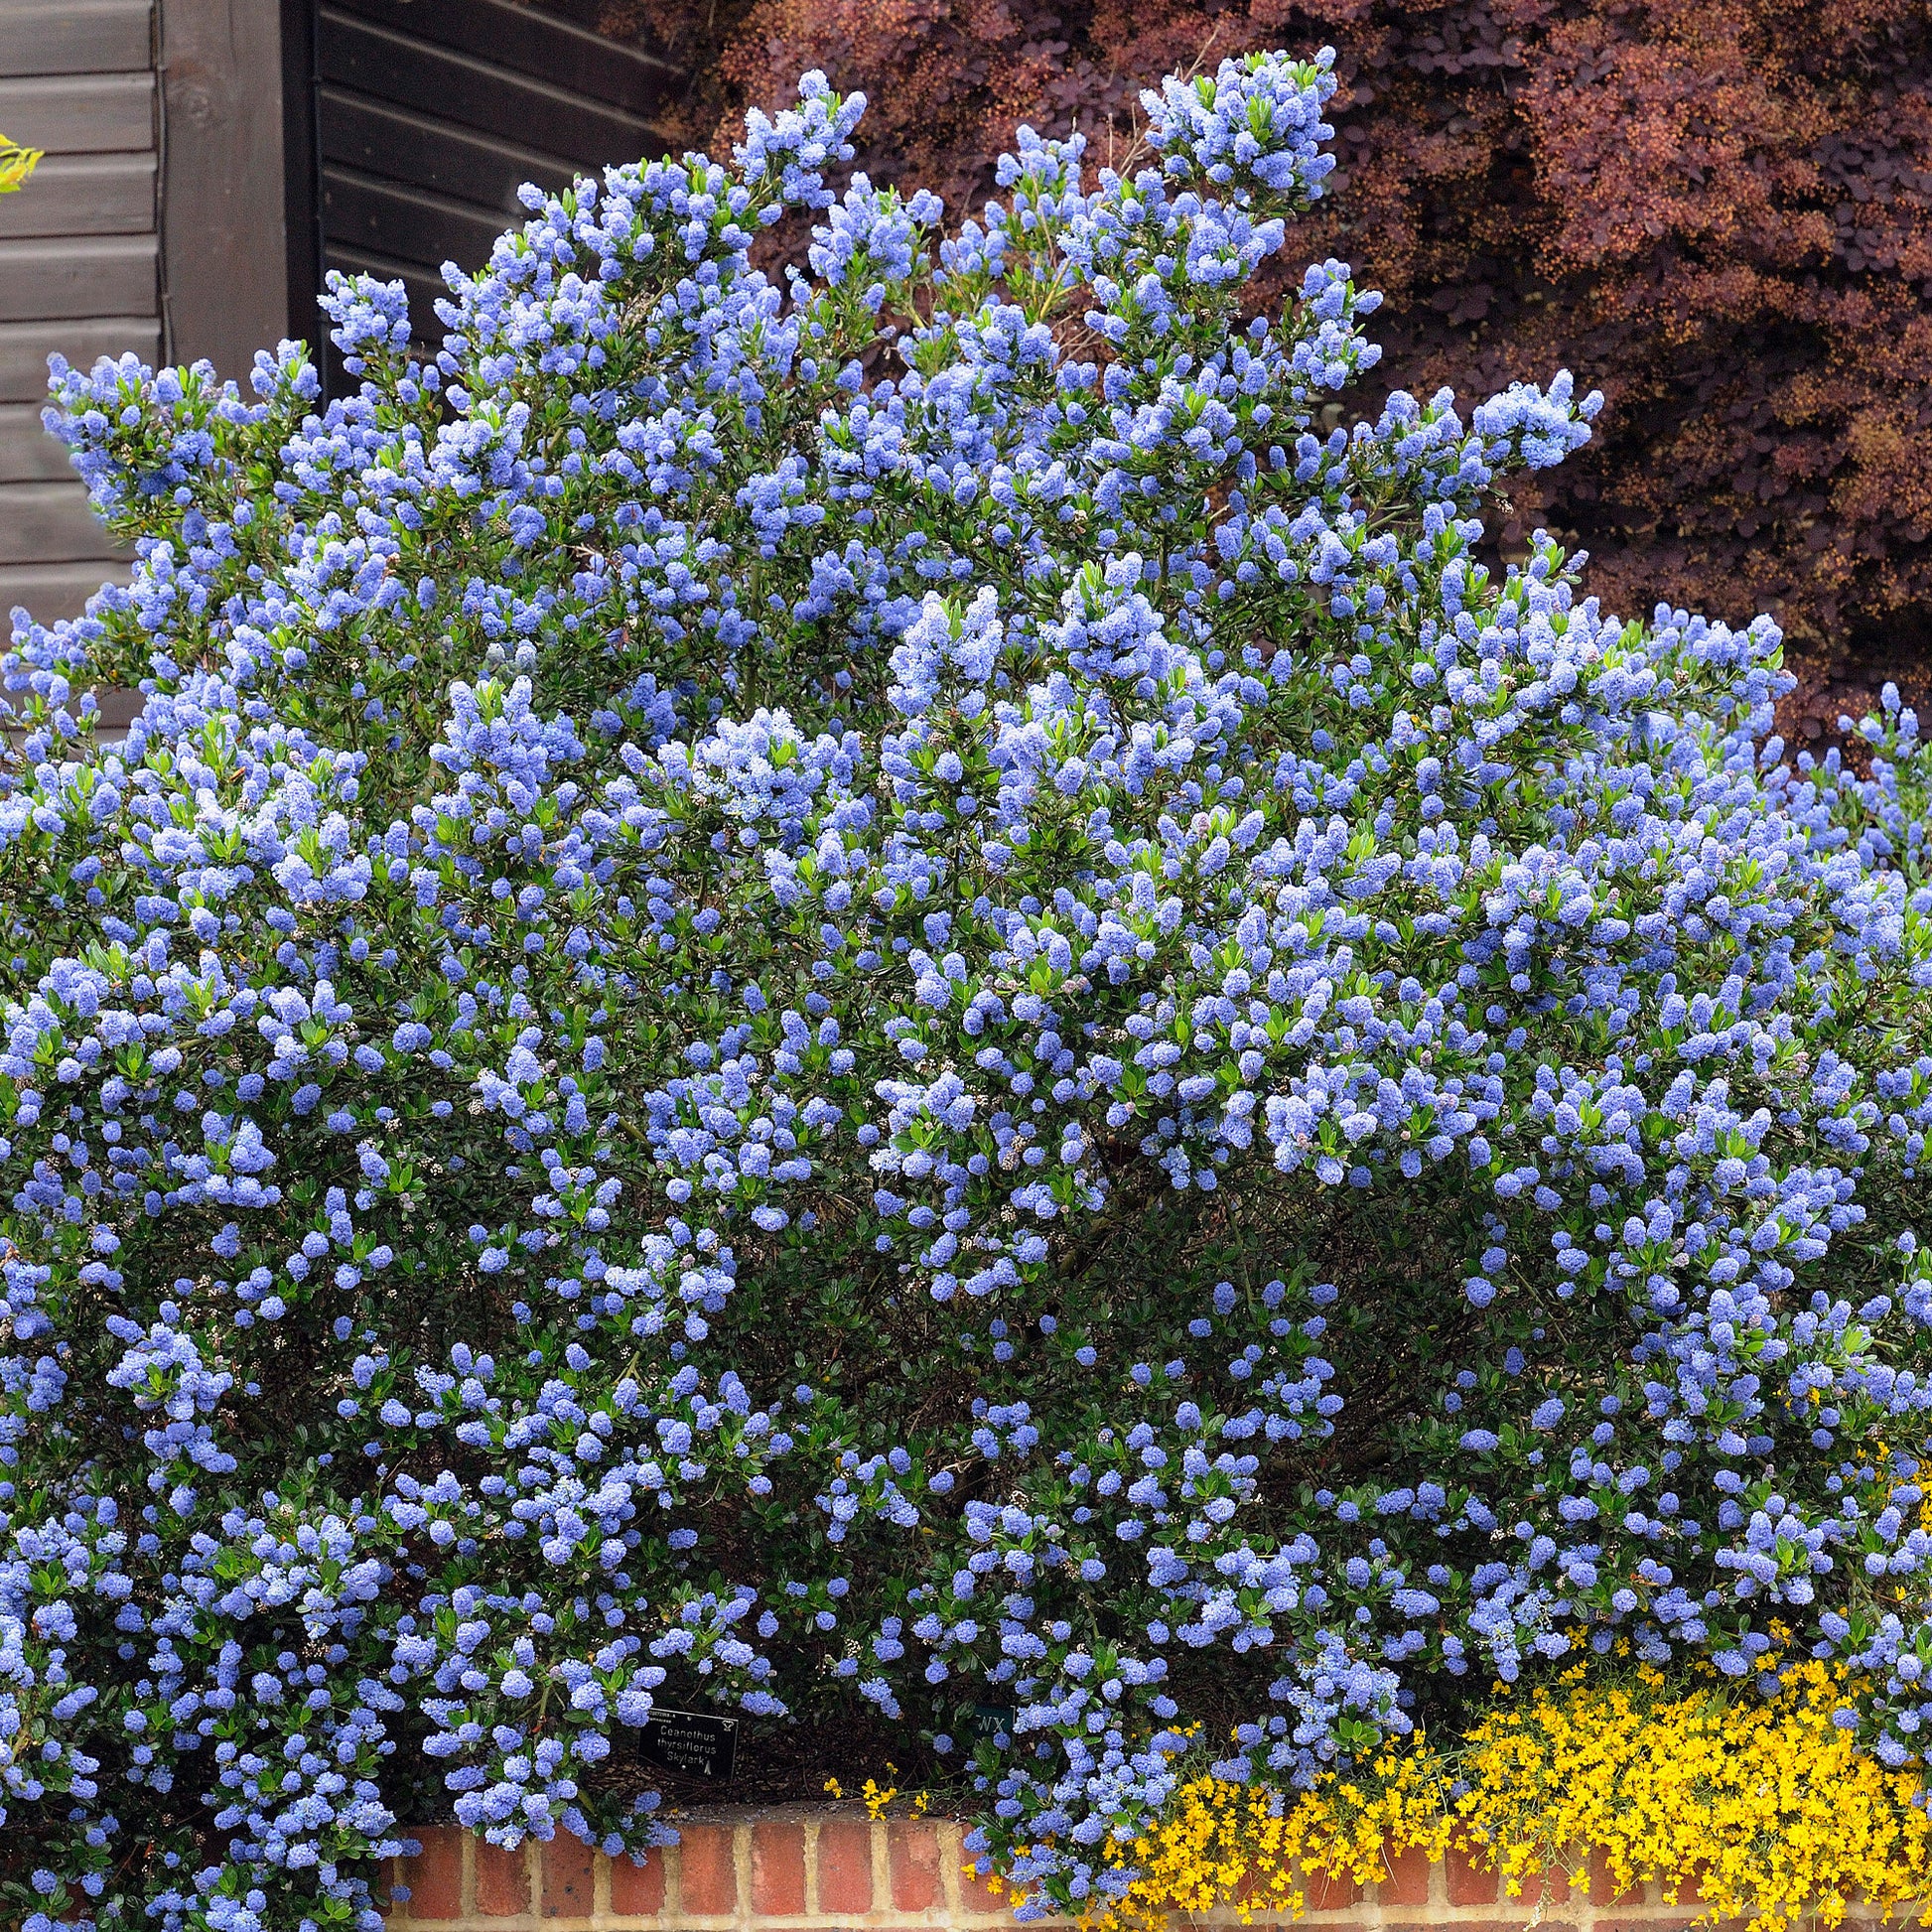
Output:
[{"xmin": 3, "ymin": 46, "xmax": 1932, "ymax": 1932}]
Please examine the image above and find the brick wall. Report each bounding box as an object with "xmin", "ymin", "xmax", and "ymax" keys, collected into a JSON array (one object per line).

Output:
[{"xmin": 383, "ymin": 1811, "xmax": 1918, "ymax": 1930}]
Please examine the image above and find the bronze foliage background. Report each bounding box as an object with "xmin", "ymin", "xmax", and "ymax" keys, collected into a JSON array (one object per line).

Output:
[{"xmin": 572, "ymin": 0, "xmax": 1932, "ymax": 745}]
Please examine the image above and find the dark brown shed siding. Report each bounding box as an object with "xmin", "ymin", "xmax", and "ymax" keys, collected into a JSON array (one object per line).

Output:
[{"xmin": 311, "ymin": 0, "xmax": 677, "ymax": 383}]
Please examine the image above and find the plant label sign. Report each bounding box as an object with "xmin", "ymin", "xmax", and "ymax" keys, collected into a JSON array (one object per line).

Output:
[
  {"xmin": 969, "ymin": 1704, "xmax": 1016, "ymax": 1744},
  {"xmin": 637, "ymin": 1707, "xmax": 740, "ymax": 1781}
]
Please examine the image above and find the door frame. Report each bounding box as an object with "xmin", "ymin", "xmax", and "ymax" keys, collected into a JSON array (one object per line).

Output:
[{"xmin": 157, "ymin": 0, "xmax": 302, "ymax": 376}]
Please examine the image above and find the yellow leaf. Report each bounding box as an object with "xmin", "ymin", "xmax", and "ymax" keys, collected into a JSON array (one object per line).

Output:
[{"xmin": 0, "ymin": 131, "xmax": 43, "ymax": 195}]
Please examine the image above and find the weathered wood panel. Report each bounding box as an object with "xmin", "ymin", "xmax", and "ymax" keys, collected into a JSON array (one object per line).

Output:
[
  {"xmin": 93, "ymin": 684, "xmax": 143, "ymax": 733},
  {"xmin": 0, "ymin": 71, "xmax": 156, "ymax": 153},
  {"xmin": 0, "ymin": 479, "xmax": 119, "ymax": 563},
  {"xmin": 0, "ymin": 401, "xmax": 73, "ymax": 480},
  {"xmin": 320, "ymin": 87, "xmax": 578, "ymax": 217},
  {"xmin": 0, "ymin": 235, "xmax": 157, "ymax": 322},
  {"xmin": 160, "ymin": 0, "xmax": 290, "ymax": 377},
  {"xmin": 0, "ymin": 0, "xmax": 163, "ymax": 638},
  {"xmin": 328, "ymin": 0, "xmax": 675, "ymax": 114},
  {"xmin": 318, "ymin": 14, "xmax": 660, "ymax": 166},
  {"xmin": 0, "ymin": 561, "xmax": 132, "ymax": 624},
  {"xmin": 0, "ymin": 317, "xmax": 159, "ymax": 400},
  {"xmin": 0, "ymin": 0, "xmax": 152, "ymax": 78},
  {"xmin": 308, "ymin": 0, "xmax": 675, "ymax": 378},
  {"xmin": 0, "ymin": 151, "xmax": 154, "ymax": 240}
]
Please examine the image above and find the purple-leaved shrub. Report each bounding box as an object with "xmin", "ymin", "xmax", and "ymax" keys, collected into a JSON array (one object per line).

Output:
[{"xmin": 4, "ymin": 45, "xmax": 1932, "ymax": 1932}]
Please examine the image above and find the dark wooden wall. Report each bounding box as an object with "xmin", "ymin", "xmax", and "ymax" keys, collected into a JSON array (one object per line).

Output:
[{"xmin": 313, "ymin": 0, "xmax": 676, "ymax": 369}]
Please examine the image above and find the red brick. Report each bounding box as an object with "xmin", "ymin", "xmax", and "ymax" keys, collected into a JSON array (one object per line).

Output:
[
  {"xmin": 396, "ymin": 1829, "xmax": 464, "ymax": 1921},
  {"xmin": 890, "ymin": 1819, "xmax": 944, "ymax": 1912},
  {"xmin": 1589, "ymin": 1848, "xmax": 1638, "ymax": 1906},
  {"xmin": 609, "ymin": 1848, "xmax": 667, "ymax": 1917},
  {"xmin": 1234, "ymin": 1874, "xmax": 1311, "ymax": 1917},
  {"xmin": 1377, "ymin": 1847, "xmax": 1434, "ymax": 1907},
  {"xmin": 542, "ymin": 1833, "xmax": 597, "ymax": 1917},
  {"xmin": 753, "ymin": 1821, "xmax": 807, "ymax": 1916},
  {"xmin": 1302, "ymin": 1868, "xmax": 1359, "ymax": 1912},
  {"xmin": 1409, "ymin": 1923, "xmax": 1578, "ymax": 1932},
  {"xmin": 1506, "ymin": 1867, "xmax": 1572, "ymax": 1916},
  {"xmin": 1448, "ymin": 1848, "xmax": 1501, "ymax": 1906},
  {"xmin": 956, "ymin": 1846, "xmax": 1009, "ymax": 1917},
  {"xmin": 818, "ymin": 1819, "xmax": 875, "ymax": 1915},
  {"xmin": 679, "ymin": 1823, "xmax": 740, "ymax": 1915},
  {"xmin": 476, "ymin": 1841, "xmax": 531, "ymax": 1917}
]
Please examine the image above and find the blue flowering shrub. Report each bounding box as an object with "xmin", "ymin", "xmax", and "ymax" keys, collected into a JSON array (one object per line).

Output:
[{"xmin": 4, "ymin": 45, "xmax": 1932, "ymax": 1932}]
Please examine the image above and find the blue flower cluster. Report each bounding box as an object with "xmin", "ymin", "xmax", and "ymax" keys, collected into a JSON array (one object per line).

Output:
[{"xmin": 3, "ymin": 43, "xmax": 1932, "ymax": 1930}]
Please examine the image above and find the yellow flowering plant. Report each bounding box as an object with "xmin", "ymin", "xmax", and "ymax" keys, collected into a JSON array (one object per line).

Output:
[
  {"xmin": 0, "ymin": 131, "xmax": 41, "ymax": 194},
  {"xmin": 1095, "ymin": 1653, "xmax": 1932, "ymax": 1932},
  {"xmin": 823, "ymin": 1769, "xmax": 933, "ymax": 1821}
]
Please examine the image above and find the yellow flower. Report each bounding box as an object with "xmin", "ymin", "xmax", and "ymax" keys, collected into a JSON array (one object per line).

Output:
[
  {"xmin": 1083, "ymin": 1660, "xmax": 1932, "ymax": 1932},
  {"xmin": 0, "ymin": 132, "xmax": 43, "ymax": 195}
]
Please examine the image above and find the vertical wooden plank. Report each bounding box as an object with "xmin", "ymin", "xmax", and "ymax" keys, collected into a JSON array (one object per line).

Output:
[
  {"xmin": 159, "ymin": 0, "xmax": 289, "ymax": 375},
  {"xmin": 281, "ymin": 0, "xmax": 323, "ymax": 366}
]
